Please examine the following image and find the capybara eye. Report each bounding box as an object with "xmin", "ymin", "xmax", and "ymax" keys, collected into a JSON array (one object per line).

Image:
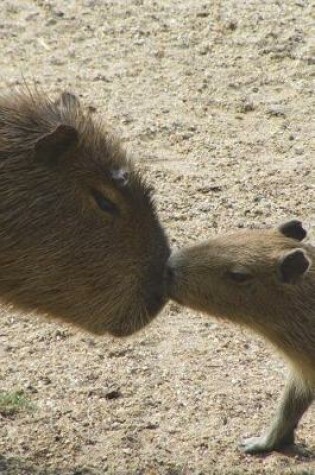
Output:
[
  {"xmin": 91, "ymin": 189, "xmax": 118, "ymax": 215},
  {"xmin": 227, "ymin": 270, "xmax": 252, "ymax": 283}
]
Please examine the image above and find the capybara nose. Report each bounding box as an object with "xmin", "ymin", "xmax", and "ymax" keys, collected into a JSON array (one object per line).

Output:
[
  {"xmin": 165, "ymin": 263, "xmax": 175, "ymax": 288},
  {"xmin": 145, "ymin": 287, "xmax": 165, "ymax": 316}
]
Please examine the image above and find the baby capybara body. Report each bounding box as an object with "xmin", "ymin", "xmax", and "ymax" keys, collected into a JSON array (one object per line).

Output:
[
  {"xmin": 168, "ymin": 220, "xmax": 314, "ymax": 453},
  {"xmin": 0, "ymin": 90, "xmax": 170, "ymax": 336}
]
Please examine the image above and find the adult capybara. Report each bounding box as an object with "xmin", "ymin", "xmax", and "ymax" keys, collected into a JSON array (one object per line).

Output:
[
  {"xmin": 168, "ymin": 220, "xmax": 314, "ymax": 453},
  {"xmin": 0, "ymin": 89, "xmax": 170, "ymax": 337}
]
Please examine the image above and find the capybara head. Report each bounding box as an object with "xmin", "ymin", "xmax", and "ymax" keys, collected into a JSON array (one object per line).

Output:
[
  {"xmin": 0, "ymin": 90, "xmax": 170, "ymax": 336},
  {"xmin": 168, "ymin": 220, "xmax": 313, "ymax": 326}
]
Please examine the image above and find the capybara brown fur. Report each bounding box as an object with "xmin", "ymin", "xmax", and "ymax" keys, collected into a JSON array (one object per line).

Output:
[
  {"xmin": 168, "ymin": 220, "xmax": 314, "ymax": 453},
  {"xmin": 0, "ymin": 89, "xmax": 170, "ymax": 337}
]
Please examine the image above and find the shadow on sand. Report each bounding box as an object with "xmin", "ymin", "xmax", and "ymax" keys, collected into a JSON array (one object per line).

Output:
[
  {"xmin": 0, "ymin": 455, "xmax": 101, "ymax": 475},
  {"xmin": 1, "ymin": 446, "xmax": 315, "ymax": 475},
  {"xmin": 243, "ymin": 442, "xmax": 315, "ymax": 464}
]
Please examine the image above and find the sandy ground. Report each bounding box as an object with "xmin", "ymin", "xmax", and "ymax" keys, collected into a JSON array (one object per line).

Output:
[{"xmin": 0, "ymin": 0, "xmax": 314, "ymax": 474}]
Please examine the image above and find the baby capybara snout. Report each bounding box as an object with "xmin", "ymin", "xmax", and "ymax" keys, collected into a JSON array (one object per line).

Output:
[{"xmin": 0, "ymin": 90, "xmax": 170, "ymax": 336}]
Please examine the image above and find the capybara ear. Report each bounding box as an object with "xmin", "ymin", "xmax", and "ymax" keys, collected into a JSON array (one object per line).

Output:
[
  {"xmin": 55, "ymin": 91, "xmax": 80, "ymax": 110},
  {"xmin": 34, "ymin": 124, "xmax": 79, "ymax": 164},
  {"xmin": 278, "ymin": 220, "xmax": 307, "ymax": 241},
  {"xmin": 278, "ymin": 249, "xmax": 311, "ymax": 284}
]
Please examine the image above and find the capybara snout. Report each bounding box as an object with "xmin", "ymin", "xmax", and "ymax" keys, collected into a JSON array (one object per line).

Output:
[{"xmin": 0, "ymin": 89, "xmax": 170, "ymax": 336}]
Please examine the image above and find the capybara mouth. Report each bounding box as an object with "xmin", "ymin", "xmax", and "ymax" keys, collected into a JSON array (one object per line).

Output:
[{"xmin": 108, "ymin": 288, "xmax": 168, "ymax": 337}]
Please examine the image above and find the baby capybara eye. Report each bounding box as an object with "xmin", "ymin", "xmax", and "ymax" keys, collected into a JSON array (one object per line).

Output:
[{"xmin": 227, "ymin": 270, "xmax": 253, "ymax": 283}]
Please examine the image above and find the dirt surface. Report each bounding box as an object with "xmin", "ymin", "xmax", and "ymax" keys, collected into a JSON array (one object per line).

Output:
[{"xmin": 0, "ymin": 0, "xmax": 314, "ymax": 474}]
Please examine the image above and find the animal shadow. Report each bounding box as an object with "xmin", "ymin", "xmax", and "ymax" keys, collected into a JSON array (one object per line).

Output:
[
  {"xmin": 0, "ymin": 455, "xmax": 101, "ymax": 475},
  {"xmin": 278, "ymin": 443, "xmax": 315, "ymax": 460}
]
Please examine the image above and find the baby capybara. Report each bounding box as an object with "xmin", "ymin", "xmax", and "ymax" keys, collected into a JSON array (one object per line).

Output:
[
  {"xmin": 0, "ymin": 90, "xmax": 170, "ymax": 336},
  {"xmin": 168, "ymin": 220, "xmax": 314, "ymax": 453}
]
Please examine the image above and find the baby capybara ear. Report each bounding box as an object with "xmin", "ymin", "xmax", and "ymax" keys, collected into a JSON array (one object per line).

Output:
[
  {"xmin": 34, "ymin": 124, "xmax": 79, "ymax": 164},
  {"xmin": 278, "ymin": 220, "xmax": 307, "ymax": 241},
  {"xmin": 278, "ymin": 249, "xmax": 311, "ymax": 284}
]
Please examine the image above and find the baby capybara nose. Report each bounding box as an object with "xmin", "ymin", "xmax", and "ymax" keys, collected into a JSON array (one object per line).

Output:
[{"xmin": 165, "ymin": 255, "xmax": 181, "ymax": 300}]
